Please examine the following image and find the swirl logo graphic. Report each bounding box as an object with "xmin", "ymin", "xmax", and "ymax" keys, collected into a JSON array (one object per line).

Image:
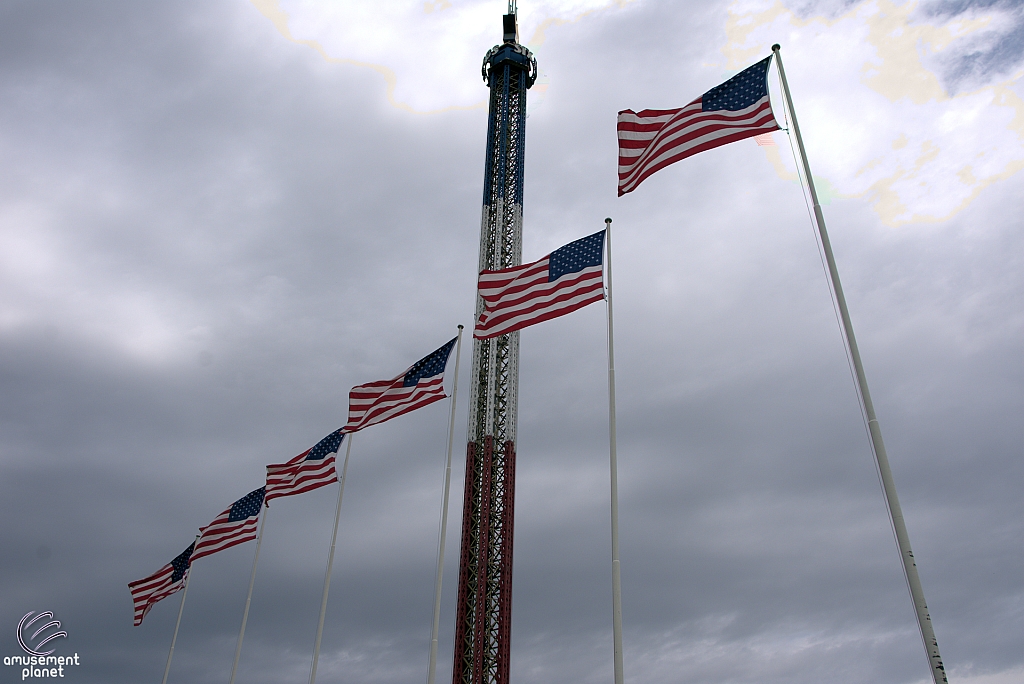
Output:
[{"xmin": 17, "ymin": 612, "xmax": 67, "ymax": 656}]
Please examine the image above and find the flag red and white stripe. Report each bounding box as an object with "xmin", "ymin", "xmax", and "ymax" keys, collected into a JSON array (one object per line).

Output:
[
  {"xmin": 474, "ymin": 230, "xmax": 605, "ymax": 340},
  {"xmin": 344, "ymin": 338, "xmax": 457, "ymax": 433},
  {"xmin": 617, "ymin": 56, "xmax": 779, "ymax": 195},
  {"xmin": 191, "ymin": 487, "xmax": 265, "ymax": 562},
  {"xmin": 128, "ymin": 541, "xmax": 195, "ymax": 626},
  {"xmin": 265, "ymin": 430, "xmax": 343, "ymax": 503}
]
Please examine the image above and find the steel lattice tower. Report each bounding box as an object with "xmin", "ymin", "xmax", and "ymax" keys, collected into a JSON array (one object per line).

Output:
[{"xmin": 451, "ymin": 7, "xmax": 536, "ymax": 684}]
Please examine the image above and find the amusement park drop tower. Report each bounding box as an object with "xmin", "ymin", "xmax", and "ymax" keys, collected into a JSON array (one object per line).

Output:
[{"xmin": 451, "ymin": 5, "xmax": 536, "ymax": 684}]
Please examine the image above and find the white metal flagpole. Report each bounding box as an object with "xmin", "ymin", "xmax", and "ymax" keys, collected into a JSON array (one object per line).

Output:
[
  {"xmin": 772, "ymin": 44, "xmax": 948, "ymax": 684},
  {"xmin": 228, "ymin": 503, "xmax": 269, "ymax": 684},
  {"xmin": 161, "ymin": 534, "xmax": 199, "ymax": 684},
  {"xmin": 309, "ymin": 432, "xmax": 354, "ymax": 684},
  {"xmin": 427, "ymin": 325, "xmax": 465, "ymax": 684},
  {"xmin": 604, "ymin": 217, "xmax": 625, "ymax": 684}
]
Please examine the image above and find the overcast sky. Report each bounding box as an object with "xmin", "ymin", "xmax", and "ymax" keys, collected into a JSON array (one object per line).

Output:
[{"xmin": 1, "ymin": 1, "xmax": 1022, "ymax": 683}]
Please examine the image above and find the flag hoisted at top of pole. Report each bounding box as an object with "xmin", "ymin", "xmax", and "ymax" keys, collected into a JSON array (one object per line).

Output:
[
  {"xmin": 344, "ymin": 337, "xmax": 457, "ymax": 432},
  {"xmin": 617, "ymin": 55, "xmax": 779, "ymax": 195},
  {"xmin": 474, "ymin": 230, "xmax": 606, "ymax": 339},
  {"xmin": 191, "ymin": 487, "xmax": 265, "ymax": 561},
  {"xmin": 128, "ymin": 540, "xmax": 196, "ymax": 626},
  {"xmin": 265, "ymin": 429, "xmax": 344, "ymax": 502}
]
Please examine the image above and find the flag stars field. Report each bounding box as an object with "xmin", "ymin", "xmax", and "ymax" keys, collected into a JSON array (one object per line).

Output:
[
  {"xmin": 305, "ymin": 430, "xmax": 344, "ymax": 461},
  {"xmin": 403, "ymin": 341, "xmax": 456, "ymax": 387},
  {"xmin": 227, "ymin": 489, "xmax": 265, "ymax": 521},
  {"xmin": 701, "ymin": 57, "xmax": 773, "ymax": 112},
  {"xmin": 548, "ymin": 231, "xmax": 605, "ymax": 281}
]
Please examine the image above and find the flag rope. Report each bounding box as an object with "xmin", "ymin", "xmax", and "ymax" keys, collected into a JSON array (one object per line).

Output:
[
  {"xmin": 777, "ymin": 63, "xmax": 871, "ymax": 443},
  {"xmin": 772, "ymin": 44, "xmax": 948, "ymax": 684}
]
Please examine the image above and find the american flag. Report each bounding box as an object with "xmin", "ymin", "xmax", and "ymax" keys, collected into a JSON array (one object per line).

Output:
[
  {"xmin": 617, "ymin": 55, "xmax": 779, "ymax": 195},
  {"xmin": 474, "ymin": 230, "xmax": 605, "ymax": 340},
  {"xmin": 128, "ymin": 540, "xmax": 195, "ymax": 626},
  {"xmin": 191, "ymin": 487, "xmax": 265, "ymax": 562},
  {"xmin": 344, "ymin": 338, "xmax": 457, "ymax": 432},
  {"xmin": 265, "ymin": 429, "xmax": 344, "ymax": 503}
]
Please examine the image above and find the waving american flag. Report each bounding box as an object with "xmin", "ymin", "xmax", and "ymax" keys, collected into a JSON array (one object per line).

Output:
[
  {"xmin": 265, "ymin": 430, "xmax": 343, "ymax": 502},
  {"xmin": 617, "ymin": 55, "xmax": 779, "ymax": 195},
  {"xmin": 475, "ymin": 230, "xmax": 605, "ymax": 340},
  {"xmin": 128, "ymin": 540, "xmax": 195, "ymax": 626},
  {"xmin": 191, "ymin": 487, "xmax": 265, "ymax": 561},
  {"xmin": 344, "ymin": 338, "xmax": 457, "ymax": 432}
]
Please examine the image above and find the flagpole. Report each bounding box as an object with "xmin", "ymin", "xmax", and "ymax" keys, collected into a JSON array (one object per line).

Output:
[
  {"xmin": 309, "ymin": 433, "xmax": 353, "ymax": 684},
  {"xmin": 228, "ymin": 503, "xmax": 268, "ymax": 684},
  {"xmin": 603, "ymin": 218, "xmax": 625, "ymax": 684},
  {"xmin": 427, "ymin": 325, "xmax": 465, "ymax": 684},
  {"xmin": 772, "ymin": 44, "xmax": 947, "ymax": 684},
  {"xmin": 161, "ymin": 535, "xmax": 198, "ymax": 684}
]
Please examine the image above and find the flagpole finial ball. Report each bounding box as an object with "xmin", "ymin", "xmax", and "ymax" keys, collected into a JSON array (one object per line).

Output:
[
  {"xmin": 772, "ymin": 43, "xmax": 781, "ymax": 52},
  {"xmin": 605, "ymin": 217, "xmax": 612, "ymax": 224},
  {"xmin": 458, "ymin": 324, "xmax": 464, "ymax": 330}
]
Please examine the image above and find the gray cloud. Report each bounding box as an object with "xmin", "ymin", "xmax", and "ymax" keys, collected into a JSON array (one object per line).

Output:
[{"xmin": 917, "ymin": 0, "xmax": 1024, "ymax": 92}]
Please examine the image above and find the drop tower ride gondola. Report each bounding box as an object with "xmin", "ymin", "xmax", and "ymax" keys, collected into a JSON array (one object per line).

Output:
[{"xmin": 451, "ymin": 4, "xmax": 536, "ymax": 684}]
